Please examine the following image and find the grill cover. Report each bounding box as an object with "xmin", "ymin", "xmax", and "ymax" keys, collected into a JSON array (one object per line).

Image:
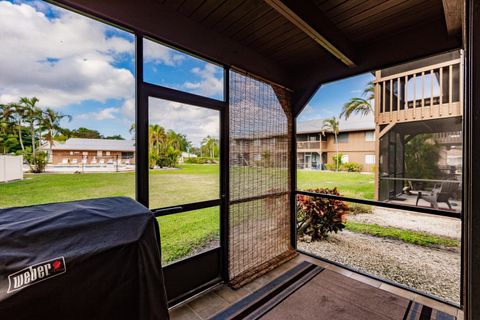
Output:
[{"xmin": 0, "ymin": 197, "xmax": 169, "ymax": 320}]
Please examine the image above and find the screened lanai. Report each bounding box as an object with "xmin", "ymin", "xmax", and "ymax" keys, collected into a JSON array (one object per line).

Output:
[{"xmin": 1, "ymin": 0, "xmax": 480, "ymax": 319}]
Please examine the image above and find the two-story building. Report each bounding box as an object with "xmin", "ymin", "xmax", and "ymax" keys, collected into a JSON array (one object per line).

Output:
[
  {"xmin": 45, "ymin": 138, "xmax": 135, "ymax": 165},
  {"xmin": 296, "ymin": 113, "xmax": 376, "ymax": 172}
]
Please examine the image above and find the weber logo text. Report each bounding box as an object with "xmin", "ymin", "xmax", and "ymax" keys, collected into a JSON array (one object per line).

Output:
[{"xmin": 7, "ymin": 257, "xmax": 66, "ymax": 293}]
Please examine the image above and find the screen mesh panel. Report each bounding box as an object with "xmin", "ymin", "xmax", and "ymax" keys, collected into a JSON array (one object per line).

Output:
[{"xmin": 228, "ymin": 70, "xmax": 294, "ymax": 285}]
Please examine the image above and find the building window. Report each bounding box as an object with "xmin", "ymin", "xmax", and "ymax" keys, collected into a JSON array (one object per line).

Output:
[
  {"xmin": 365, "ymin": 131, "xmax": 375, "ymax": 141},
  {"xmin": 336, "ymin": 133, "xmax": 349, "ymax": 143},
  {"xmin": 365, "ymin": 154, "xmax": 375, "ymax": 164}
]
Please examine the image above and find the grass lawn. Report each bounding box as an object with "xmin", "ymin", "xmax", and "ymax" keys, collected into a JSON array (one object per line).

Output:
[
  {"xmin": 158, "ymin": 207, "xmax": 219, "ymax": 264},
  {"xmin": 0, "ymin": 164, "xmax": 219, "ymax": 264},
  {"xmin": 297, "ymin": 170, "xmax": 374, "ymax": 199},
  {"xmin": 1, "ymin": 167, "xmax": 391, "ymax": 263}
]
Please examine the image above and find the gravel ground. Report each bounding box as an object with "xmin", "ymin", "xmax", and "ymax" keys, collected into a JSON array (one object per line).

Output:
[
  {"xmin": 298, "ymin": 231, "xmax": 461, "ymax": 304},
  {"xmin": 351, "ymin": 208, "xmax": 461, "ymax": 240}
]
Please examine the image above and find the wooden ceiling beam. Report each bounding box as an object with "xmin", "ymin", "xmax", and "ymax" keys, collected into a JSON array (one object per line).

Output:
[
  {"xmin": 264, "ymin": 0, "xmax": 357, "ymax": 67},
  {"xmin": 442, "ymin": 0, "xmax": 463, "ymax": 36}
]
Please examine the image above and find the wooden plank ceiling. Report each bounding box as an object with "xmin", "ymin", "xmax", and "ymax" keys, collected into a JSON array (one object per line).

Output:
[{"xmin": 54, "ymin": 0, "xmax": 462, "ymax": 115}]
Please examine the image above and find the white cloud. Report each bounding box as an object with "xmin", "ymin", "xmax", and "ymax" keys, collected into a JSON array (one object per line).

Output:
[
  {"xmin": 143, "ymin": 38, "xmax": 185, "ymax": 66},
  {"xmin": 183, "ymin": 64, "xmax": 223, "ymax": 98},
  {"xmin": 77, "ymin": 107, "xmax": 120, "ymax": 121},
  {"xmin": 148, "ymin": 98, "xmax": 219, "ymax": 147},
  {"xmin": 121, "ymin": 98, "xmax": 135, "ymax": 118},
  {"xmin": 0, "ymin": 1, "xmax": 134, "ymax": 107}
]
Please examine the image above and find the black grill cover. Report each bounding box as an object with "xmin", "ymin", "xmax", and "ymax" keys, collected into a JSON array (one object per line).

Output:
[{"xmin": 0, "ymin": 197, "xmax": 169, "ymax": 320}]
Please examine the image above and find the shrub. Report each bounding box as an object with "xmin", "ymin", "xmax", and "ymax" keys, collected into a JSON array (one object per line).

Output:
[
  {"xmin": 325, "ymin": 163, "xmax": 336, "ymax": 171},
  {"xmin": 23, "ymin": 148, "xmax": 48, "ymax": 173},
  {"xmin": 184, "ymin": 157, "xmax": 218, "ymax": 164},
  {"xmin": 297, "ymin": 188, "xmax": 350, "ymax": 241},
  {"xmin": 348, "ymin": 203, "xmax": 373, "ymax": 215},
  {"xmin": 332, "ymin": 153, "xmax": 344, "ymax": 169},
  {"xmin": 343, "ymin": 162, "xmax": 363, "ymax": 172}
]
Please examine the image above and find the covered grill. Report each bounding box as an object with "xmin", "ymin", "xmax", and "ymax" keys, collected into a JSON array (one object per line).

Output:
[{"xmin": 0, "ymin": 197, "xmax": 169, "ymax": 320}]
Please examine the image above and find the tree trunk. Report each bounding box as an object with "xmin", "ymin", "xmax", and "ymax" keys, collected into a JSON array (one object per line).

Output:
[
  {"xmin": 49, "ymin": 129, "xmax": 54, "ymax": 163},
  {"xmin": 18, "ymin": 122, "xmax": 24, "ymax": 151},
  {"xmin": 30, "ymin": 123, "xmax": 36, "ymax": 155},
  {"xmin": 335, "ymin": 133, "xmax": 339, "ymax": 172}
]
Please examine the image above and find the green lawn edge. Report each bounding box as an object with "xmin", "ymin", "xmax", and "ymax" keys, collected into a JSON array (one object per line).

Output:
[{"xmin": 345, "ymin": 221, "xmax": 459, "ymax": 247}]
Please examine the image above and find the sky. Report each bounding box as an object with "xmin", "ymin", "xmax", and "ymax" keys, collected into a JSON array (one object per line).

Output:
[
  {"xmin": 297, "ymin": 73, "xmax": 375, "ymax": 122},
  {"xmin": 0, "ymin": 0, "xmax": 375, "ymax": 146}
]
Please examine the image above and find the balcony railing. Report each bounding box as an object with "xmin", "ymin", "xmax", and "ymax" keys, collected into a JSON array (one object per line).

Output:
[
  {"xmin": 297, "ymin": 141, "xmax": 326, "ymax": 151},
  {"xmin": 375, "ymin": 57, "xmax": 463, "ymax": 126}
]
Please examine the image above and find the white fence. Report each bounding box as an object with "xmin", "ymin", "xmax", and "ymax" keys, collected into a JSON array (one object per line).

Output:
[{"xmin": 0, "ymin": 155, "xmax": 23, "ymax": 182}]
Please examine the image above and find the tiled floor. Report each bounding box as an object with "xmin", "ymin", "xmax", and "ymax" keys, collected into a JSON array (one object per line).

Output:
[{"xmin": 169, "ymin": 253, "xmax": 463, "ymax": 320}]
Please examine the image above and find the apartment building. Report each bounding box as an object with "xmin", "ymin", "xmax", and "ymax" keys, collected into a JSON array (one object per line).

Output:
[{"xmin": 297, "ymin": 113, "xmax": 376, "ymax": 172}]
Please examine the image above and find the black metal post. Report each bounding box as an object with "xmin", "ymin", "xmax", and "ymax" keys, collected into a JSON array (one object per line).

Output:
[
  {"xmin": 290, "ymin": 117, "xmax": 297, "ymax": 249},
  {"xmin": 135, "ymin": 34, "xmax": 148, "ymax": 207},
  {"xmin": 465, "ymin": 0, "xmax": 480, "ymax": 317},
  {"xmin": 220, "ymin": 67, "xmax": 230, "ymax": 281}
]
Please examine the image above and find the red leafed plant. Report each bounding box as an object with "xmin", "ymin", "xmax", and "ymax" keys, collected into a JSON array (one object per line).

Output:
[{"xmin": 297, "ymin": 188, "xmax": 349, "ymax": 241}]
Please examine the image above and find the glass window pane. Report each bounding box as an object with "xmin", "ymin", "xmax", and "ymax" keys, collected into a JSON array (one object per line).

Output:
[
  {"xmin": 148, "ymin": 97, "xmax": 220, "ymax": 209},
  {"xmin": 296, "ymin": 195, "xmax": 460, "ymax": 304},
  {"xmin": 143, "ymin": 38, "xmax": 224, "ymax": 100},
  {"xmin": 158, "ymin": 206, "xmax": 219, "ymax": 265},
  {"xmin": 0, "ymin": 1, "xmax": 135, "ymax": 208}
]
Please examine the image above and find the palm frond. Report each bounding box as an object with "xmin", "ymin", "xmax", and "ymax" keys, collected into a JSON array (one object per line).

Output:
[{"xmin": 340, "ymin": 98, "xmax": 373, "ymax": 119}]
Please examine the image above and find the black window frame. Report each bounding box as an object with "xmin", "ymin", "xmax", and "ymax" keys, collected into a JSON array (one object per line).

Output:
[{"xmin": 291, "ymin": 65, "xmax": 464, "ymax": 309}]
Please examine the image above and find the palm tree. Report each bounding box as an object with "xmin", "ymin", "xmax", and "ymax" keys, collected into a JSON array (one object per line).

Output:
[
  {"xmin": 20, "ymin": 97, "xmax": 42, "ymax": 156},
  {"xmin": 0, "ymin": 104, "xmax": 15, "ymax": 153},
  {"xmin": 129, "ymin": 123, "xmax": 136, "ymax": 139},
  {"xmin": 149, "ymin": 124, "xmax": 166, "ymax": 155},
  {"xmin": 322, "ymin": 117, "xmax": 340, "ymax": 171},
  {"xmin": 340, "ymin": 81, "xmax": 375, "ymax": 120},
  {"xmin": 11, "ymin": 103, "xmax": 26, "ymax": 151},
  {"xmin": 201, "ymin": 136, "xmax": 218, "ymax": 158},
  {"xmin": 42, "ymin": 108, "xmax": 72, "ymax": 160}
]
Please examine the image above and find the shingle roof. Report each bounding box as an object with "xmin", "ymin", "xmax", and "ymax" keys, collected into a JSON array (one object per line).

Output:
[
  {"xmin": 297, "ymin": 113, "xmax": 375, "ymax": 134},
  {"xmin": 49, "ymin": 138, "xmax": 135, "ymax": 152}
]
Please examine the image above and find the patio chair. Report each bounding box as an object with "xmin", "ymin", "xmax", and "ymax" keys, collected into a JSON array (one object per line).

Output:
[{"xmin": 416, "ymin": 181, "xmax": 459, "ymax": 210}]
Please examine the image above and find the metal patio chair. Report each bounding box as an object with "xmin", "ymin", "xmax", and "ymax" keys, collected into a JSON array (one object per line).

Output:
[{"xmin": 416, "ymin": 181, "xmax": 460, "ymax": 210}]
